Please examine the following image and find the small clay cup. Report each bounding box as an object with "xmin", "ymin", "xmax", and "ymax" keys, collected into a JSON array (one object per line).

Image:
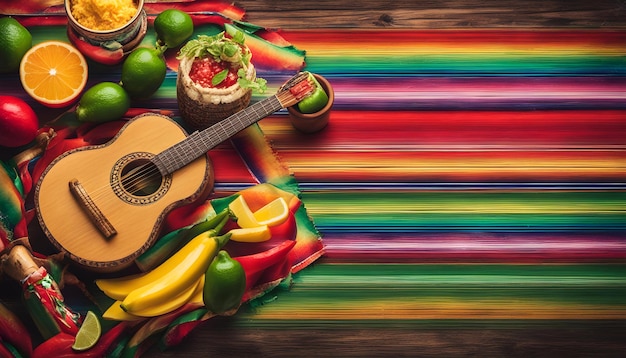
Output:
[{"xmin": 287, "ymin": 74, "xmax": 334, "ymax": 133}]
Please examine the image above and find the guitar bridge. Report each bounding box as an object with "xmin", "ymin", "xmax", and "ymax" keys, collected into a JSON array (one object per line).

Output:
[{"xmin": 68, "ymin": 179, "xmax": 117, "ymax": 239}]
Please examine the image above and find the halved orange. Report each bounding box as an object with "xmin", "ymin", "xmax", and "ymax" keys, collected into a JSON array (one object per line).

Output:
[{"xmin": 19, "ymin": 41, "xmax": 88, "ymax": 108}]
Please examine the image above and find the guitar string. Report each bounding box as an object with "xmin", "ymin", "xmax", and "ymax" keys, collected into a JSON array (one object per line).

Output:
[
  {"xmin": 114, "ymin": 95, "xmax": 283, "ymax": 194},
  {"xmin": 107, "ymin": 89, "xmax": 300, "ymax": 198},
  {"xmin": 83, "ymin": 105, "xmax": 255, "ymax": 198},
  {"xmin": 82, "ymin": 90, "xmax": 301, "ymax": 199}
]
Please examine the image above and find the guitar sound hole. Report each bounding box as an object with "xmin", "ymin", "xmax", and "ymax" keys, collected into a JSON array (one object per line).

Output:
[
  {"xmin": 120, "ymin": 159, "xmax": 162, "ymax": 196},
  {"xmin": 111, "ymin": 152, "xmax": 172, "ymax": 205}
]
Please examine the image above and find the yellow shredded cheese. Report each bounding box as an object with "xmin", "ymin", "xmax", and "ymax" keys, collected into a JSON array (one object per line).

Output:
[{"xmin": 70, "ymin": 0, "xmax": 138, "ymax": 31}]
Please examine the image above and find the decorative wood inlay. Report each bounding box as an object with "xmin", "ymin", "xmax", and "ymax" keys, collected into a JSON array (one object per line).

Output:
[{"xmin": 110, "ymin": 152, "xmax": 172, "ymax": 205}]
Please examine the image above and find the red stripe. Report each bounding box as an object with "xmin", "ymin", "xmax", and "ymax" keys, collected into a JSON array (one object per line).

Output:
[
  {"xmin": 284, "ymin": 29, "xmax": 626, "ymax": 46},
  {"xmin": 263, "ymin": 110, "xmax": 626, "ymax": 146}
]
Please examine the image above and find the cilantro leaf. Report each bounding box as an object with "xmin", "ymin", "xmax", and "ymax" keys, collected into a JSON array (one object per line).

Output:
[
  {"xmin": 237, "ymin": 68, "xmax": 267, "ymax": 93},
  {"xmin": 212, "ymin": 69, "xmax": 229, "ymax": 86}
]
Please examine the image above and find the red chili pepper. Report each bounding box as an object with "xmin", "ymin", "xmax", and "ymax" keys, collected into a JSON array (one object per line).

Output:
[
  {"xmin": 66, "ymin": 27, "xmax": 124, "ymax": 66},
  {"xmin": 77, "ymin": 120, "xmax": 126, "ymax": 145},
  {"xmin": 31, "ymin": 333, "xmax": 74, "ymax": 358},
  {"xmin": 159, "ymin": 308, "xmax": 209, "ymax": 350},
  {"xmin": 269, "ymin": 212, "xmax": 297, "ymax": 242},
  {"xmin": 8, "ymin": 16, "xmax": 68, "ymax": 28},
  {"xmin": 122, "ymin": 108, "xmax": 175, "ymax": 119},
  {"xmin": 86, "ymin": 322, "xmax": 128, "ymax": 357},
  {"xmin": 0, "ymin": 339, "xmax": 16, "ymax": 358},
  {"xmin": 32, "ymin": 322, "xmax": 127, "ymax": 358},
  {"xmin": 234, "ymin": 240, "xmax": 296, "ymax": 291},
  {"xmin": 0, "ymin": 301, "xmax": 33, "ymax": 357}
]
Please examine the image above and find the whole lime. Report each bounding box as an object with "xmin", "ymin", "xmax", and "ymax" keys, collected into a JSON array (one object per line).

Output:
[
  {"xmin": 121, "ymin": 47, "xmax": 167, "ymax": 99},
  {"xmin": 0, "ymin": 17, "xmax": 32, "ymax": 74},
  {"xmin": 203, "ymin": 250, "xmax": 246, "ymax": 315},
  {"xmin": 154, "ymin": 9, "xmax": 194, "ymax": 48},
  {"xmin": 76, "ymin": 82, "xmax": 130, "ymax": 123}
]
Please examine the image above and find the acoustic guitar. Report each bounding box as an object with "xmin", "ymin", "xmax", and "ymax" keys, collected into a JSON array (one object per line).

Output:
[{"xmin": 34, "ymin": 72, "xmax": 314, "ymax": 273}]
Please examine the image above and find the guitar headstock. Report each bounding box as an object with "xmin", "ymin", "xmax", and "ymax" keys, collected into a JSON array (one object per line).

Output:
[{"xmin": 277, "ymin": 72, "xmax": 316, "ymax": 108}]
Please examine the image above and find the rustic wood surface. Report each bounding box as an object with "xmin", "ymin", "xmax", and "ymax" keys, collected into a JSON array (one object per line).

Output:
[
  {"xmin": 237, "ymin": 0, "xmax": 626, "ymax": 29},
  {"xmin": 1, "ymin": 2, "xmax": 622, "ymax": 357},
  {"xmin": 155, "ymin": 324, "xmax": 626, "ymax": 357},
  {"xmin": 149, "ymin": 2, "xmax": 626, "ymax": 357}
]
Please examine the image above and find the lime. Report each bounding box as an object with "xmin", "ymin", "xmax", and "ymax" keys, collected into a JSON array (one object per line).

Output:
[
  {"xmin": 297, "ymin": 74, "xmax": 329, "ymax": 114},
  {"xmin": 121, "ymin": 47, "xmax": 167, "ymax": 99},
  {"xmin": 154, "ymin": 9, "xmax": 194, "ymax": 48},
  {"xmin": 0, "ymin": 17, "xmax": 32, "ymax": 73},
  {"xmin": 203, "ymin": 250, "xmax": 246, "ymax": 315},
  {"xmin": 72, "ymin": 311, "xmax": 101, "ymax": 351},
  {"xmin": 76, "ymin": 82, "xmax": 130, "ymax": 123}
]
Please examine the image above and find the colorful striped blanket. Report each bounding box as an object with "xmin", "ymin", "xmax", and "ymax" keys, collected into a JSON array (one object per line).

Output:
[{"xmin": 1, "ymin": 1, "xmax": 625, "ymax": 356}]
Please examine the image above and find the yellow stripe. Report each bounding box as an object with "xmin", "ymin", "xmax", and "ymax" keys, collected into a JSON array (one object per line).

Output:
[{"xmin": 249, "ymin": 300, "xmax": 626, "ymax": 320}]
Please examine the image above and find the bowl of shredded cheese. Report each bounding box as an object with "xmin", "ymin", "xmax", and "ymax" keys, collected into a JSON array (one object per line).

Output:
[{"xmin": 65, "ymin": 0, "xmax": 146, "ymax": 49}]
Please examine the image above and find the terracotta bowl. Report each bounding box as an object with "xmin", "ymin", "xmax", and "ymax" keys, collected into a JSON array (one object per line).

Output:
[{"xmin": 287, "ymin": 74, "xmax": 334, "ymax": 133}]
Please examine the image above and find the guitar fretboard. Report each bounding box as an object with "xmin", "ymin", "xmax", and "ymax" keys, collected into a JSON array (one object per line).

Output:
[{"xmin": 152, "ymin": 95, "xmax": 282, "ymax": 176}]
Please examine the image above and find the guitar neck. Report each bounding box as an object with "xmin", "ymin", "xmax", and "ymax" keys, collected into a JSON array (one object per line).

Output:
[{"xmin": 152, "ymin": 95, "xmax": 282, "ymax": 176}]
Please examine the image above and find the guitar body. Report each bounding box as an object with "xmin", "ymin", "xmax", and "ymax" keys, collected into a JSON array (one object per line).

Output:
[{"xmin": 35, "ymin": 114, "xmax": 213, "ymax": 273}]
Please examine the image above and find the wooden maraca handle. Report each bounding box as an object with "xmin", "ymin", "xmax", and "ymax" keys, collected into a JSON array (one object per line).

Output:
[{"xmin": 1, "ymin": 245, "xmax": 39, "ymax": 282}]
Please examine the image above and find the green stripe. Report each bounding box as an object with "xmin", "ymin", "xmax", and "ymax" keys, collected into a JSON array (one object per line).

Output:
[
  {"xmin": 226, "ymin": 263, "xmax": 626, "ymax": 328},
  {"xmin": 305, "ymin": 55, "xmax": 626, "ymax": 75},
  {"xmin": 302, "ymin": 191, "xmax": 626, "ymax": 229}
]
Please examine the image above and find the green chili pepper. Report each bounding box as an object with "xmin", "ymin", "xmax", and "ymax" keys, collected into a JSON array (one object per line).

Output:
[
  {"xmin": 297, "ymin": 73, "xmax": 329, "ymax": 114},
  {"xmin": 135, "ymin": 208, "xmax": 230, "ymax": 271}
]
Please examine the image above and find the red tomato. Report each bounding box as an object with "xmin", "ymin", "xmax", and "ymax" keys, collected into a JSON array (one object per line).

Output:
[
  {"xmin": 0, "ymin": 96, "xmax": 39, "ymax": 147},
  {"xmin": 189, "ymin": 56, "xmax": 239, "ymax": 88}
]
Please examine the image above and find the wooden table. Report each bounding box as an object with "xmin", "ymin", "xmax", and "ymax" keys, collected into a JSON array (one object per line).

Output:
[
  {"xmin": 151, "ymin": 1, "xmax": 626, "ymax": 357},
  {"xmin": 238, "ymin": 0, "xmax": 626, "ymax": 29},
  {"xmin": 1, "ymin": 1, "xmax": 625, "ymax": 357}
]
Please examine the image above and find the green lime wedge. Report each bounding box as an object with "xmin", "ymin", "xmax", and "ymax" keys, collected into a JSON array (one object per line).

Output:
[{"xmin": 72, "ymin": 311, "xmax": 101, "ymax": 351}]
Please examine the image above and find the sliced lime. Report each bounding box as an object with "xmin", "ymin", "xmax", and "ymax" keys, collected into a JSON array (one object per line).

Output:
[{"xmin": 72, "ymin": 311, "xmax": 101, "ymax": 351}]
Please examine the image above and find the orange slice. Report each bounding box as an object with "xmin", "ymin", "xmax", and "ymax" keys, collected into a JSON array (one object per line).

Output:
[{"xmin": 19, "ymin": 41, "xmax": 88, "ymax": 108}]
